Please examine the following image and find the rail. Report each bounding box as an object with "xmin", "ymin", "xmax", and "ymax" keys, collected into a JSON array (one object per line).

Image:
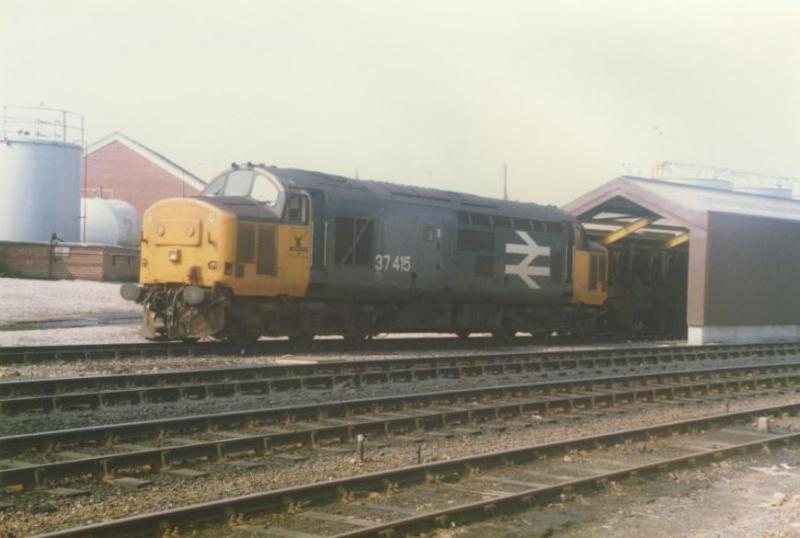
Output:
[{"xmin": 30, "ymin": 400, "xmax": 800, "ymax": 537}]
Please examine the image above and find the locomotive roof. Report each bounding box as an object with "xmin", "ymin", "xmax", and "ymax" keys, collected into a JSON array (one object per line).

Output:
[{"xmin": 268, "ymin": 166, "xmax": 572, "ymax": 223}]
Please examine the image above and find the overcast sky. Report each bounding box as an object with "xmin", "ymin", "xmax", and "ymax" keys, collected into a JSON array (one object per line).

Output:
[{"xmin": 1, "ymin": 0, "xmax": 798, "ymax": 205}]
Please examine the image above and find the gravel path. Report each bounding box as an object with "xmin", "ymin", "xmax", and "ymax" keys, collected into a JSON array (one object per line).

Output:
[
  {"xmin": 2, "ymin": 392, "xmax": 797, "ymax": 537},
  {"xmin": 0, "ymin": 278, "xmax": 139, "ymax": 324}
]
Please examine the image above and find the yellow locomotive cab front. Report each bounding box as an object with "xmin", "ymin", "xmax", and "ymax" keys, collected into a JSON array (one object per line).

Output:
[
  {"xmin": 121, "ymin": 165, "xmax": 312, "ymax": 342},
  {"xmin": 139, "ymin": 198, "xmax": 237, "ymax": 288}
]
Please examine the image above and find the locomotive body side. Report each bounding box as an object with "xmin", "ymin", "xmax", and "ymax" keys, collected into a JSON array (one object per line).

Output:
[{"xmin": 123, "ymin": 164, "xmax": 607, "ymax": 342}]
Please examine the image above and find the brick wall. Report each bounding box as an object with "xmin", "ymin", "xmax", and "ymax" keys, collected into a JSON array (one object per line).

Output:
[
  {"xmin": 0, "ymin": 241, "xmax": 139, "ymax": 282},
  {"xmin": 84, "ymin": 141, "xmax": 200, "ymax": 216}
]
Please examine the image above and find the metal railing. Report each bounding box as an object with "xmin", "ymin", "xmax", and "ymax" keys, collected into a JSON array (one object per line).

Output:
[{"xmin": 1, "ymin": 105, "xmax": 84, "ymax": 146}]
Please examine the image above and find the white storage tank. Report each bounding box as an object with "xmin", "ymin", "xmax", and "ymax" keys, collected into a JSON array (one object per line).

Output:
[
  {"xmin": 0, "ymin": 106, "xmax": 83, "ymax": 242},
  {"xmin": 82, "ymin": 197, "xmax": 140, "ymax": 247}
]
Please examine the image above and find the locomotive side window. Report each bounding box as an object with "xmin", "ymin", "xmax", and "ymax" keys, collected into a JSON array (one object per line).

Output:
[
  {"xmin": 286, "ymin": 194, "xmax": 309, "ymax": 223},
  {"xmin": 237, "ymin": 223, "xmax": 256, "ymax": 264},
  {"xmin": 334, "ymin": 217, "xmax": 374, "ymax": 265},
  {"xmin": 531, "ymin": 220, "xmax": 545, "ymax": 232},
  {"xmin": 457, "ymin": 211, "xmax": 470, "ymax": 224},
  {"xmin": 457, "ymin": 230, "xmax": 494, "ymax": 252},
  {"xmin": 256, "ymin": 226, "xmax": 277, "ymax": 275}
]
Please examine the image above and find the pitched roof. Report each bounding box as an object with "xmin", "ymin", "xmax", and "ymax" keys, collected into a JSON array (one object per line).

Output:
[
  {"xmin": 86, "ymin": 131, "xmax": 206, "ymax": 190},
  {"xmin": 563, "ymin": 175, "xmax": 800, "ymax": 232}
]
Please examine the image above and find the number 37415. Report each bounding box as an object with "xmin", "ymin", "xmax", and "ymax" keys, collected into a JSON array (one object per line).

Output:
[{"xmin": 374, "ymin": 254, "xmax": 412, "ymax": 272}]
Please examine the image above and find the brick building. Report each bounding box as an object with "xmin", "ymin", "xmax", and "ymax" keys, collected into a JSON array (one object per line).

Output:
[
  {"xmin": 0, "ymin": 241, "xmax": 139, "ymax": 281},
  {"xmin": 83, "ymin": 132, "xmax": 206, "ymax": 215}
]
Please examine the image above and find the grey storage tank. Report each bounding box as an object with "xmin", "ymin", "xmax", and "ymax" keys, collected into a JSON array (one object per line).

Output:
[
  {"xmin": 0, "ymin": 106, "xmax": 84, "ymax": 242},
  {"xmin": 81, "ymin": 197, "xmax": 140, "ymax": 246}
]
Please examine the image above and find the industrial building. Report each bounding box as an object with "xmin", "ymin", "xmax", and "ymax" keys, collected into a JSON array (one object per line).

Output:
[
  {"xmin": 0, "ymin": 108, "xmax": 210, "ymax": 282},
  {"xmin": 564, "ymin": 176, "xmax": 800, "ymax": 345},
  {"xmin": 83, "ymin": 131, "xmax": 205, "ymax": 216}
]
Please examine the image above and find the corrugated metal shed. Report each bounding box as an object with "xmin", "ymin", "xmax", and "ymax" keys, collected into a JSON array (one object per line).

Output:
[{"xmin": 564, "ymin": 176, "xmax": 800, "ymax": 344}]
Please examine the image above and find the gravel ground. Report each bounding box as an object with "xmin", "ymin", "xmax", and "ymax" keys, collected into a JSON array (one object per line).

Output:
[
  {"xmin": 450, "ymin": 445, "xmax": 800, "ymax": 538},
  {"xmin": 0, "ymin": 278, "xmax": 139, "ymax": 325},
  {"xmin": 2, "ymin": 392, "xmax": 798, "ymax": 536},
  {"xmin": 0, "ymin": 324, "xmax": 145, "ymax": 347},
  {"xmin": 0, "ymin": 339, "xmax": 686, "ymax": 379},
  {"xmin": 2, "ymin": 354, "xmax": 788, "ymax": 436}
]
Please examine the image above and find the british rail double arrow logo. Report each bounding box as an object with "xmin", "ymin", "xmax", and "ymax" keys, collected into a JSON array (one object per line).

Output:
[{"xmin": 504, "ymin": 231, "xmax": 550, "ymax": 289}]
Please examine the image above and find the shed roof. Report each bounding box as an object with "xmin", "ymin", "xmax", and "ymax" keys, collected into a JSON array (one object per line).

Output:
[
  {"xmin": 86, "ymin": 132, "xmax": 206, "ymax": 191},
  {"xmin": 563, "ymin": 176, "xmax": 800, "ymax": 231}
]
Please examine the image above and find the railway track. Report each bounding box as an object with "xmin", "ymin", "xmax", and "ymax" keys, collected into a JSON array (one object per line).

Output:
[
  {"xmin": 3, "ymin": 360, "xmax": 800, "ymax": 491},
  {"xmin": 0, "ymin": 331, "xmax": 684, "ymax": 365},
  {"xmin": 1, "ymin": 342, "xmax": 797, "ymax": 415},
  {"xmin": 30, "ymin": 400, "xmax": 800, "ymax": 537}
]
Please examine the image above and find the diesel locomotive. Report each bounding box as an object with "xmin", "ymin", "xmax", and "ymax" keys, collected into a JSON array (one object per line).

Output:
[{"xmin": 121, "ymin": 163, "xmax": 608, "ymax": 342}]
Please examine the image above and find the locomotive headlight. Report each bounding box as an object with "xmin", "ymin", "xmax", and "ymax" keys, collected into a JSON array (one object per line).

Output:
[
  {"xmin": 208, "ymin": 260, "xmax": 218, "ymax": 270},
  {"xmin": 169, "ymin": 250, "xmax": 181, "ymax": 262},
  {"xmin": 183, "ymin": 285, "xmax": 207, "ymax": 305}
]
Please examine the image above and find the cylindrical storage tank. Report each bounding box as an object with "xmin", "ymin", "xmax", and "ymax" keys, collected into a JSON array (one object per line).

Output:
[
  {"xmin": 82, "ymin": 198, "xmax": 140, "ymax": 247},
  {"xmin": 0, "ymin": 139, "xmax": 82, "ymax": 242}
]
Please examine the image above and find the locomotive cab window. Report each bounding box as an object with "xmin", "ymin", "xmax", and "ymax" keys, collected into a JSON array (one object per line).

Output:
[
  {"xmin": 224, "ymin": 170, "xmax": 255, "ymax": 197},
  {"xmin": 250, "ymin": 175, "xmax": 281, "ymax": 205},
  {"xmin": 202, "ymin": 170, "xmax": 282, "ymax": 206},
  {"xmin": 285, "ymin": 193, "xmax": 309, "ymax": 224}
]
